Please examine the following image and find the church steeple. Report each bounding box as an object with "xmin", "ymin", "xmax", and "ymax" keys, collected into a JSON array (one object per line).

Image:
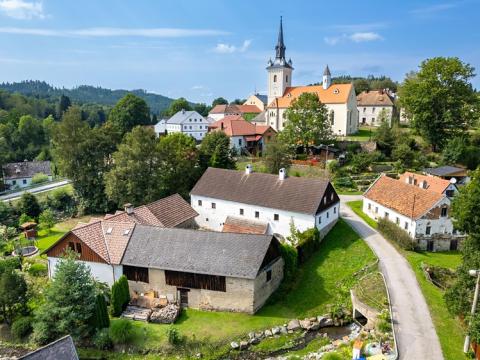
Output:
[{"xmin": 275, "ymin": 16, "xmax": 286, "ymax": 61}]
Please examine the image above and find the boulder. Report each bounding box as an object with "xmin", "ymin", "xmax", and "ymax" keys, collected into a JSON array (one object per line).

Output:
[
  {"xmin": 230, "ymin": 341, "xmax": 239, "ymax": 350},
  {"xmin": 255, "ymin": 332, "xmax": 264, "ymax": 339},
  {"xmin": 279, "ymin": 326, "xmax": 288, "ymax": 334},
  {"xmin": 249, "ymin": 337, "xmax": 260, "ymax": 345},
  {"xmin": 264, "ymin": 329, "xmax": 273, "ymax": 337},
  {"xmin": 248, "ymin": 332, "xmax": 255, "ymax": 340},
  {"xmin": 272, "ymin": 326, "xmax": 280, "ymax": 335},
  {"xmin": 310, "ymin": 322, "xmax": 320, "ymax": 331},
  {"xmin": 299, "ymin": 319, "xmax": 312, "ymax": 330},
  {"xmin": 239, "ymin": 341, "xmax": 249, "ymax": 350},
  {"xmin": 287, "ymin": 319, "xmax": 300, "ymax": 331},
  {"xmin": 317, "ymin": 316, "xmax": 334, "ymax": 327}
]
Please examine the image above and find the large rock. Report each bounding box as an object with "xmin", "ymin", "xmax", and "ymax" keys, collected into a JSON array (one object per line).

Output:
[
  {"xmin": 239, "ymin": 341, "xmax": 249, "ymax": 350},
  {"xmin": 248, "ymin": 332, "xmax": 255, "ymax": 340},
  {"xmin": 310, "ymin": 322, "xmax": 320, "ymax": 331},
  {"xmin": 272, "ymin": 326, "xmax": 280, "ymax": 335},
  {"xmin": 317, "ymin": 316, "xmax": 333, "ymax": 327},
  {"xmin": 299, "ymin": 319, "xmax": 312, "ymax": 330},
  {"xmin": 255, "ymin": 331, "xmax": 264, "ymax": 339},
  {"xmin": 264, "ymin": 329, "xmax": 273, "ymax": 337},
  {"xmin": 279, "ymin": 325, "xmax": 288, "ymax": 334},
  {"xmin": 230, "ymin": 341, "xmax": 239, "ymax": 350},
  {"xmin": 287, "ymin": 319, "xmax": 300, "ymax": 331}
]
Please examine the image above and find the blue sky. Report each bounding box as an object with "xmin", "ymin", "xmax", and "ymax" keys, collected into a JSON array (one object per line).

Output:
[{"xmin": 0, "ymin": 0, "xmax": 479, "ymax": 104}]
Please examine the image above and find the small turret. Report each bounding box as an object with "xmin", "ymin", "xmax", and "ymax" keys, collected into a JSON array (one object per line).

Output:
[{"xmin": 323, "ymin": 65, "xmax": 331, "ymax": 90}]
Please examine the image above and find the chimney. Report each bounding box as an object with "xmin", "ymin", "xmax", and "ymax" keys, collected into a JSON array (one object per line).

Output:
[
  {"xmin": 279, "ymin": 168, "xmax": 287, "ymax": 180},
  {"xmin": 124, "ymin": 203, "xmax": 134, "ymax": 215},
  {"xmin": 245, "ymin": 164, "xmax": 253, "ymax": 175}
]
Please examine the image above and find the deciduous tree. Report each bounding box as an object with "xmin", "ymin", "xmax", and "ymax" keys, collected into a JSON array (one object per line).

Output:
[
  {"xmin": 108, "ymin": 94, "xmax": 151, "ymax": 134},
  {"xmin": 0, "ymin": 270, "xmax": 28, "ymax": 325},
  {"xmin": 165, "ymin": 97, "xmax": 192, "ymax": 117},
  {"xmin": 263, "ymin": 138, "xmax": 293, "ymax": 174},
  {"xmin": 199, "ymin": 131, "xmax": 236, "ymax": 170}
]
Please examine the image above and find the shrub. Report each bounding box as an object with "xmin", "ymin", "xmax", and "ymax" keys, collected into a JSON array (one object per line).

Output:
[
  {"xmin": 110, "ymin": 275, "xmax": 130, "ymax": 317},
  {"xmin": 94, "ymin": 328, "xmax": 113, "ymax": 350},
  {"xmin": 47, "ymin": 187, "xmax": 77, "ymax": 214},
  {"xmin": 295, "ymin": 227, "xmax": 321, "ymax": 263},
  {"xmin": 279, "ymin": 242, "xmax": 298, "ymax": 283},
  {"xmin": 323, "ymin": 353, "xmax": 343, "ymax": 360},
  {"xmin": 31, "ymin": 173, "xmax": 49, "ymax": 185},
  {"xmin": 93, "ymin": 294, "xmax": 110, "ymax": 329},
  {"xmin": 350, "ymin": 152, "xmax": 373, "ymax": 173},
  {"xmin": 377, "ymin": 218, "xmax": 415, "ymax": 250},
  {"xmin": 28, "ymin": 263, "xmax": 47, "ymax": 277},
  {"xmin": 0, "ymin": 257, "xmax": 21, "ymax": 275},
  {"xmin": 11, "ymin": 316, "xmax": 33, "ymax": 339},
  {"xmin": 334, "ymin": 176, "xmax": 355, "ymax": 189},
  {"xmin": 376, "ymin": 319, "xmax": 392, "ymax": 333},
  {"xmin": 166, "ymin": 326, "xmax": 182, "ymax": 345},
  {"xmin": 296, "ymin": 153, "xmax": 308, "ymax": 161},
  {"xmin": 109, "ymin": 320, "xmax": 134, "ymax": 345}
]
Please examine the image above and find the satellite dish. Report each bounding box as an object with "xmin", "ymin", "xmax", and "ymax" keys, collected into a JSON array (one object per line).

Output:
[{"xmin": 450, "ymin": 177, "xmax": 457, "ymax": 184}]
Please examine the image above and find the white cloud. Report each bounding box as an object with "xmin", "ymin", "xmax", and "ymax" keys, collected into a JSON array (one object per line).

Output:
[
  {"xmin": 330, "ymin": 22, "xmax": 387, "ymax": 32},
  {"xmin": 213, "ymin": 39, "xmax": 251, "ymax": 54},
  {"xmin": 324, "ymin": 32, "xmax": 383, "ymax": 45},
  {"xmin": 410, "ymin": 3, "xmax": 456, "ymax": 15},
  {"xmin": 191, "ymin": 85, "xmax": 204, "ymax": 90},
  {"xmin": 0, "ymin": 0, "xmax": 45, "ymax": 20},
  {"xmin": 349, "ymin": 32, "xmax": 383, "ymax": 42},
  {"xmin": 0, "ymin": 26, "xmax": 228, "ymax": 37}
]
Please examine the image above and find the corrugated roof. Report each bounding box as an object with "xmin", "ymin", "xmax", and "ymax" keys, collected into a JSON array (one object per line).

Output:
[
  {"xmin": 364, "ymin": 175, "xmax": 444, "ymax": 219},
  {"xmin": 222, "ymin": 216, "xmax": 268, "ymax": 234},
  {"xmin": 190, "ymin": 167, "xmax": 331, "ymax": 215},
  {"xmin": 122, "ymin": 226, "xmax": 274, "ymax": 279},
  {"xmin": 356, "ymin": 90, "xmax": 394, "ymax": 106},
  {"xmin": 267, "ymin": 83, "xmax": 353, "ymax": 108},
  {"xmin": 2, "ymin": 161, "xmax": 51, "ymax": 180}
]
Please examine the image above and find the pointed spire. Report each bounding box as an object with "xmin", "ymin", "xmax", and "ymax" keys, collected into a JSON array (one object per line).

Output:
[
  {"xmin": 323, "ymin": 65, "xmax": 331, "ymax": 76},
  {"xmin": 275, "ymin": 16, "xmax": 286, "ymax": 61}
]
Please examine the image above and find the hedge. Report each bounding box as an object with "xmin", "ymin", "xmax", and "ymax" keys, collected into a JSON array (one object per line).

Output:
[
  {"xmin": 93, "ymin": 294, "xmax": 110, "ymax": 329},
  {"xmin": 295, "ymin": 227, "xmax": 321, "ymax": 264},
  {"xmin": 110, "ymin": 275, "xmax": 130, "ymax": 317},
  {"xmin": 377, "ymin": 218, "xmax": 415, "ymax": 250}
]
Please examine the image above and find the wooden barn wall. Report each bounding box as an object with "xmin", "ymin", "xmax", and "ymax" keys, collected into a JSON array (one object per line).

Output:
[{"xmin": 46, "ymin": 232, "xmax": 106, "ymax": 263}]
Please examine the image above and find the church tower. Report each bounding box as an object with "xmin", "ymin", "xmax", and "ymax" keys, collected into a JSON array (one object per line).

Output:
[
  {"xmin": 267, "ymin": 17, "xmax": 293, "ymax": 105},
  {"xmin": 322, "ymin": 65, "xmax": 331, "ymax": 90}
]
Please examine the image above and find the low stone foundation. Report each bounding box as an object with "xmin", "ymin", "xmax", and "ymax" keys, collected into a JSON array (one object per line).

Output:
[{"xmin": 416, "ymin": 235, "xmax": 466, "ymax": 252}]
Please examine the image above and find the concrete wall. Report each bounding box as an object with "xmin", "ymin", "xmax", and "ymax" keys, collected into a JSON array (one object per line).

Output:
[
  {"xmin": 48, "ymin": 257, "xmax": 121, "ymax": 286},
  {"xmin": 127, "ymin": 267, "xmax": 281, "ymax": 314},
  {"xmin": 358, "ymin": 106, "xmax": 393, "ymax": 126}
]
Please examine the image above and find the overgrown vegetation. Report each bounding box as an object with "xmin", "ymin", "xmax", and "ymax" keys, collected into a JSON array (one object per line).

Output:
[{"xmin": 377, "ymin": 218, "xmax": 416, "ymax": 250}]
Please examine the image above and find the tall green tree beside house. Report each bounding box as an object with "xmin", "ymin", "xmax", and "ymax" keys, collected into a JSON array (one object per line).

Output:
[
  {"xmin": 107, "ymin": 94, "xmax": 151, "ymax": 135},
  {"xmin": 211, "ymin": 97, "xmax": 228, "ymax": 107},
  {"xmin": 263, "ymin": 137, "xmax": 293, "ymax": 174},
  {"xmin": 165, "ymin": 97, "xmax": 192, "ymax": 117},
  {"xmin": 105, "ymin": 126, "xmax": 162, "ymax": 207},
  {"xmin": 0, "ymin": 270, "xmax": 28, "ymax": 325},
  {"xmin": 17, "ymin": 192, "xmax": 41, "ymax": 219},
  {"xmin": 399, "ymin": 57, "xmax": 479, "ymax": 151},
  {"xmin": 199, "ymin": 131, "xmax": 236, "ymax": 170},
  {"xmin": 280, "ymin": 92, "xmax": 333, "ymax": 153}
]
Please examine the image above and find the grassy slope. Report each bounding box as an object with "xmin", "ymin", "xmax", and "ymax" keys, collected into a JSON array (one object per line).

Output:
[
  {"xmin": 346, "ymin": 200, "xmax": 465, "ymax": 360},
  {"xmin": 99, "ymin": 220, "xmax": 376, "ymax": 356},
  {"xmin": 36, "ymin": 215, "xmax": 92, "ymax": 252}
]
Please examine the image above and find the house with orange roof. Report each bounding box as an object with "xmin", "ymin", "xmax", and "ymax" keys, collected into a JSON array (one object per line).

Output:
[
  {"xmin": 398, "ymin": 171, "xmax": 458, "ymax": 197},
  {"xmin": 357, "ymin": 89, "xmax": 395, "ymax": 126},
  {"xmin": 208, "ymin": 104, "xmax": 262, "ymax": 121},
  {"xmin": 363, "ymin": 174, "xmax": 465, "ymax": 251},
  {"xmin": 260, "ymin": 18, "xmax": 359, "ymax": 135},
  {"xmin": 208, "ymin": 115, "xmax": 276, "ymax": 154}
]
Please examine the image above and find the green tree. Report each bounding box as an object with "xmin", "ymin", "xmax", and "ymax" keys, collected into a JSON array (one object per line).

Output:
[
  {"xmin": 165, "ymin": 97, "xmax": 192, "ymax": 117},
  {"xmin": 199, "ymin": 131, "xmax": 236, "ymax": 170},
  {"xmin": 392, "ymin": 143, "xmax": 415, "ymax": 168},
  {"xmin": 0, "ymin": 270, "xmax": 28, "ymax": 325},
  {"xmin": 280, "ymin": 93, "xmax": 332, "ymax": 153},
  {"xmin": 32, "ymin": 254, "xmax": 97, "ymax": 344},
  {"xmin": 263, "ymin": 137, "xmax": 293, "ymax": 174},
  {"xmin": 93, "ymin": 294, "xmax": 110, "ymax": 329},
  {"xmin": 110, "ymin": 275, "xmax": 130, "ymax": 317},
  {"xmin": 211, "ymin": 97, "xmax": 228, "ymax": 107},
  {"xmin": 373, "ymin": 120, "xmax": 395, "ymax": 156},
  {"xmin": 108, "ymin": 94, "xmax": 151, "ymax": 134},
  {"xmin": 17, "ymin": 192, "xmax": 41, "ymax": 219},
  {"xmin": 105, "ymin": 126, "xmax": 162, "ymax": 207},
  {"xmin": 399, "ymin": 57, "xmax": 479, "ymax": 151},
  {"xmin": 38, "ymin": 209, "xmax": 55, "ymax": 234},
  {"xmin": 57, "ymin": 95, "xmax": 71, "ymax": 118},
  {"xmin": 193, "ymin": 103, "xmax": 210, "ymax": 117}
]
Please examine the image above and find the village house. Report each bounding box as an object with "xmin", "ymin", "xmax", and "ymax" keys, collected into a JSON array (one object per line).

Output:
[
  {"xmin": 190, "ymin": 166, "xmax": 340, "ymax": 238},
  {"xmin": 208, "ymin": 115, "xmax": 276, "ymax": 154},
  {"xmin": 208, "ymin": 104, "xmax": 262, "ymax": 121},
  {"xmin": 363, "ymin": 174, "xmax": 465, "ymax": 251},
  {"xmin": 356, "ymin": 90, "xmax": 395, "ymax": 126},
  {"xmin": 45, "ymin": 194, "xmax": 198, "ymax": 285},
  {"xmin": 398, "ymin": 171, "xmax": 458, "ymax": 197},
  {"xmin": 423, "ymin": 165, "xmax": 470, "ymax": 184},
  {"xmin": 2, "ymin": 160, "xmax": 52, "ymax": 190},
  {"xmin": 154, "ymin": 118, "xmax": 167, "ymax": 136},
  {"xmin": 261, "ymin": 18, "xmax": 359, "ymax": 135},
  {"xmin": 244, "ymin": 93, "xmax": 268, "ymax": 111},
  {"xmin": 165, "ymin": 109, "xmax": 213, "ymax": 141}
]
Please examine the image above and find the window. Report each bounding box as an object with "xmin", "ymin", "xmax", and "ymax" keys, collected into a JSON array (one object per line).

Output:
[
  {"xmin": 165, "ymin": 270, "xmax": 226, "ymax": 292},
  {"xmin": 286, "ymin": 75, "xmax": 289, "ymax": 82},
  {"xmin": 255, "ymin": 211, "xmax": 259, "ymax": 218},
  {"xmin": 441, "ymin": 207, "xmax": 448, "ymax": 217},
  {"xmin": 274, "ymin": 214, "xmax": 279, "ymax": 221},
  {"xmin": 372, "ymin": 117, "xmax": 375, "ymax": 123},
  {"xmin": 446, "ymin": 190, "xmax": 454, "ymax": 197},
  {"xmin": 238, "ymin": 139, "xmax": 242, "ymax": 146},
  {"xmin": 22, "ymin": 179, "xmax": 27, "ymax": 184},
  {"xmin": 384, "ymin": 212, "xmax": 389, "ymax": 219},
  {"xmin": 68, "ymin": 241, "xmax": 75, "ymax": 251},
  {"xmin": 211, "ymin": 203, "xmax": 216, "ymax": 209},
  {"xmin": 266, "ymin": 269, "xmax": 272, "ymax": 282},
  {"xmin": 333, "ymin": 207, "xmax": 336, "ymax": 214},
  {"xmin": 194, "ymin": 119, "xmax": 197, "ymax": 122},
  {"xmin": 239, "ymin": 208, "xmax": 244, "ymax": 215},
  {"xmin": 426, "ymin": 226, "xmax": 431, "ymax": 235},
  {"xmin": 372, "ymin": 107, "xmax": 376, "ymax": 113},
  {"xmin": 329, "ymin": 111, "xmax": 335, "ymax": 125},
  {"xmin": 75, "ymin": 243, "xmax": 82, "ymax": 254},
  {"xmin": 12, "ymin": 180, "xmax": 16, "ymax": 185},
  {"xmin": 327, "ymin": 211, "xmax": 329, "ymax": 218},
  {"xmin": 396, "ymin": 217, "xmax": 400, "ymax": 225},
  {"xmin": 189, "ymin": 126, "xmax": 192, "ymax": 130},
  {"xmin": 404, "ymin": 222, "xmax": 409, "ymax": 230},
  {"xmin": 318, "ymin": 216, "xmax": 322, "ymax": 224},
  {"xmin": 363, "ymin": 107, "xmax": 366, "ymax": 112},
  {"xmin": 124, "ymin": 265, "xmax": 149, "ymax": 283},
  {"xmin": 368, "ymin": 203, "xmax": 371, "ymax": 210},
  {"xmin": 273, "ymin": 74, "xmax": 277, "ymax": 82},
  {"xmin": 375, "ymin": 206, "xmax": 379, "ymax": 214},
  {"xmin": 198, "ymin": 200, "xmax": 202, "ymax": 206}
]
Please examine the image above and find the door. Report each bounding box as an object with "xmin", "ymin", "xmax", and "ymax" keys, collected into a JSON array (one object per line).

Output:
[
  {"xmin": 178, "ymin": 288, "xmax": 189, "ymax": 307},
  {"xmin": 427, "ymin": 240, "xmax": 434, "ymax": 252},
  {"xmin": 450, "ymin": 239, "xmax": 458, "ymax": 251}
]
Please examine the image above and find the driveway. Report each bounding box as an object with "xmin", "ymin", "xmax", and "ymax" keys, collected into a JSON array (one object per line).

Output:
[
  {"xmin": 1, "ymin": 180, "xmax": 70, "ymax": 202},
  {"xmin": 340, "ymin": 195, "xmax": 443, "ymax": 360}
]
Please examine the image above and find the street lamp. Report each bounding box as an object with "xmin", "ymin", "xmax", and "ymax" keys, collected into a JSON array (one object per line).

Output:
[
  {"xmin": 320, "ymin": 143, "xmax": 335, "ymax": 164},
  {"xmin": 464, "ymin": 269, "xmax": 480, "ymax": 353}
]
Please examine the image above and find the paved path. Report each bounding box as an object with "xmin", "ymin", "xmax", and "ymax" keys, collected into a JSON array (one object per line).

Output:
[
  {"xmin": 1, "ymin": 180, "xmax": 70, "ymax": 202},
  {"xmin": 340, "ymin": 195, "xmax": 443, "ymax": 360}
]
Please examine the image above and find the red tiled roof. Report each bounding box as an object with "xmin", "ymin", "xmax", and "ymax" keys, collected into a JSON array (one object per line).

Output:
[
  {"xmin": 209, "ymin": 116, "xmax": 275, "ymax": 137},
  {"xmin": 222, "ymin": 216, "xmax": 268, "ymax": 235},
  {"xmin": 209, "ymin": 104, "xmax": 261, "ymax": 115},
  {"xmin": 398, "ymin": 172, "xmax": 452, "ymax": 194},
  {"xmin": 364, "ymin": 175, "xmax": 444, "ymax": 219},
  {"xmin": 357, "ymin": 90, "xmax": 394, "ymax": 106}
]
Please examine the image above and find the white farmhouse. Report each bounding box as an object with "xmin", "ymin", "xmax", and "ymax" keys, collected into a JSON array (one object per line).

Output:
[
  {"xmin": 357, "ymin": 90, "xmax": 394, "ymax": 126},
  {"xmin": 363, "ymin": 174, "xmax": 465, "ymax": 251},
  {"xmin": 154, "ymin": 118, "xmax": 167, "ymax": 136},
  {"xmin": 190, "ymin": 166, "xmax": 340, "ymax": 238},
  {"xmin": 2, "ymin": 161, "xmax": 52, "ymax": 190},
  {"xmin": 166, "ymin": 109, "xmax": 212, "ymax": 141},
  {"xmin": 263, "ymin": 18, "xmax": 359, "ymax": 135}
]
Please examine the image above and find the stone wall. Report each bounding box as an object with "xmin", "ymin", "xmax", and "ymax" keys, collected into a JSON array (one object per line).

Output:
[
  {"xmin": 416, "ymin": 235, "xmax": 466, "ymax": 252},
  {"xmin": 253, "ymin": 257, "xmax": 284, "ymax": 312},
  {"xmin": 351, "ymin": 290, "xmax": 380, "ymax": 330}
]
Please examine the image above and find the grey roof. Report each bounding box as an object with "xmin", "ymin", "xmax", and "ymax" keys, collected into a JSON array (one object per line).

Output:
[
  {"xmin": 255, "ymin": 94, "xmax": 268, "ymax": 105},
  {"xmin": 252, "ymin": 110, "xmax": 267, "ymax": 124},
  {"xmin": 166, "ymin": 110, "xmax": 204, "ymax": 125},
  {"xmin": 121, "ymin": 226, "xmax": 274, "ymax": 279},
  {"xmin": 2, "ymin": 161, "xmax": 51, "ymax": 180},
  {"xmin": 190, "ymin": 167, "xmax": 332, "ymax": 215},
  {"xmin": 323, "ymin": 65, "xmax": 331, "ymax": 76},
  {"xmin": 20, "ymin": 335, "xmax": 78, "ymax": 360},
  {"xmin": 424, "ymin": 166, "xmax": 466, "ymax": 177}
]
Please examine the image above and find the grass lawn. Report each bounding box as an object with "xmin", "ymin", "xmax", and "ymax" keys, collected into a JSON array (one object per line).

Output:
[
  {"xmin": 346, "ymin": 200, "xmax": 465, "ymax": 360},
  {"xmin": 343, "ymin": 127, "xmax": 377, "ymax": 142},
  {"xmin": 353, "ymin": 271, "xmax": 388, "ymax": 312},
  {"xmin": 36, "ymin": 215, "xmax": 92, "ymax": 252},
  {"xmin": 92, "ymin": 219, "xmax": 375, "ymax": 358},
  {"xmin": 8, "ymin": 184, "xmax": 73, "ymax": 207}
]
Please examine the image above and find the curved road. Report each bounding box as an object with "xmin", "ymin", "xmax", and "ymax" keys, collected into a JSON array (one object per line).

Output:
[
  {"xmin": 340, "ymin": 195, "xmax": 443, "ymax": 360},
  {"xmin": 0, "ymin": 180, "xmax": 70, "ymax": 202}
]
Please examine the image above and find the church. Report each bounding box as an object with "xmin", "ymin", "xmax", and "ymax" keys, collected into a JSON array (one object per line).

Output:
[{"xmin": 252, "ymin": 18, "xmax": 359, "ymax": 136}]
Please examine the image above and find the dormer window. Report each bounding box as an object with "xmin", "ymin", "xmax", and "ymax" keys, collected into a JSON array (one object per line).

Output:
[
  {"xmin": 106, "ymin": 227, "xmax": 113, "ymax": 235},
  {"xmin": 333, "ymin": 88, "xmax": 340, "ymax": 94}
]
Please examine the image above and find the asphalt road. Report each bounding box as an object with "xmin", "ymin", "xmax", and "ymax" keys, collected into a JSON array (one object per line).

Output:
[
  {"xmin": 340, "ymin": 195, "xmax": 443, "ymax": 360},
  {"xmin": 0, "ymin": 180, "xmax": 70, "ymax": 202}
]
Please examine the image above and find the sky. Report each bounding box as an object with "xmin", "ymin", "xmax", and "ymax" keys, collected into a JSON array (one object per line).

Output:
[{"xmin": 0, "ymin": 0, "xmax": 479, "ymax": 104}]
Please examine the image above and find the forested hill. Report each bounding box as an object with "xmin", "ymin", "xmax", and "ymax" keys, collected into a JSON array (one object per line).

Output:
[{"xmin": 0, "ymin": 80, "xmax": 175, "ymax": 114}]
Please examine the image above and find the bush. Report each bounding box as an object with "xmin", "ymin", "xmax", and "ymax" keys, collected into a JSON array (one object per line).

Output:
[
  {"xmin": 94, "ymin": 328, "xmax": 113, "ymax": 350},
  {"xmin": 350, "ymin": 152, "xmax": 373, "ymax": 173},
  {"xmin": 295, "ymin": 227, "xmax": 321, "ymax": 263},
  {"xmin": 94, "ymin": 294, "xmax": 110, "ymax": 329},
  {"xmin": 46, "ymin": 187, "xmax": 77, "ymax": 214},
  {"xmin": 110, "ymin": 275, "xmax": 130, "ymax": 317},
  {"xmin": 166, "ymin": 326, "xmax": 182, "ymax": 345},
  {"xmin": 109, "ymin": 320, "xmax": 134, "ymax": 345},
  {"xmin": 28, "ymin": 263, "xmax": 47, "ymax": 277},
  {"xmin": 31, "ymin": 173, "xmax": 49, "ymax": 185},
  {"xmin": 377, "ymin": 218, "xmax": 415, "ymax": 250},
  {"xmin": 376, "ymin": 319, "xmax": 392, "ymax": 333},
  {"xmin": 279, "ymin": 242, "xmax": 298, "ymax": 283},
  {"xmin": 0, "ymin": 257, "xmax": 21, "ymax": 275},
  {"xmin": 334, "ymin": 176, "xmax": 355, "ymax": 189},
  {"xmin": 296, "ymin": 153, "xmax": 308, "ymax": 161},
  {"xmin": 11, "ymin": 316, "xmax": 33, "ymax": 339}
]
